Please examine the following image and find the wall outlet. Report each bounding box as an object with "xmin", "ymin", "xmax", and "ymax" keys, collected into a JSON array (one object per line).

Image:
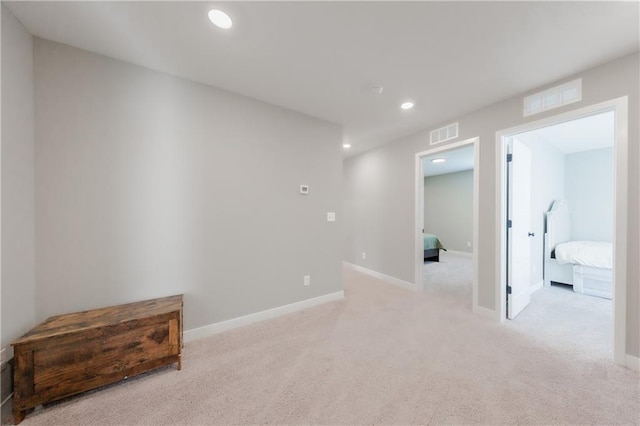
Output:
[
  {"xmin": 304, "ymin": 275, "xmax": 311, "ymax": 286},
  {"xmin": 467, "ymin": 241, "xmax": 472, "ymax": 247},
  {"xmin": 327, "ymin": 212, "xmax": 336, "ymax": 222},
  {"xmin": 362, "ymin": 252, "xmax": 366, "ymax": 259}
]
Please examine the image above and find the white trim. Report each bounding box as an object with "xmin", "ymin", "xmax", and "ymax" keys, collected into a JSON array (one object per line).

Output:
[
  {"xmin": 495, "ymin": 96, "xmax": 628, "ymax": 366},
  {"xmin": 0, "ymin": 395, "xmax": 13, "ymax": 426},
  {"xmin": 1, "ymin": 393, "xmax": 13, "ymax": 408},
  {"xmin": 531, "ymin": 280, "xmax": 543, "ymax": 294},
  {"xmin": 415, "ymin": 137, "xmax": 480, "ymax": 311},
  {"xmin": 611, "ymin": 98, "xmax": 628, "ymax": 366},
  {"xmin": 473, "ymin": 305, "xmax": 499, "ymax": 321},
  {"xmin": 445, "ymin": 250, "xmax": 473, "ymax": 257},
  {"xmin": 184, "ymin": 291, "xmax": 344, "ymax": 342},
  {"xmin": 415, "ymin": 152, "xmax": 423, "ymax": 289},
  {"xmin": 344, "ymin": 261, "xmax": 418, "ymax": 291},
  {"xmin": 472, "ymin": 141, "xmax": 480, "ymax": 316},
  {"xmin": 1, "ymin": 393, "xmax": 14, "ymax": 426},
  {"xmin": 625, "ymin": 355, "xmax": 640, "ymax": 372}
]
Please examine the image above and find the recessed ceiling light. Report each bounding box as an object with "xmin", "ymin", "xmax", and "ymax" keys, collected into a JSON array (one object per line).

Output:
[
  {"xmin": 343, "ymin": 143, "xmax": 352, "ymax": 149},
  {"xmin": 208, "ymin": 9, "xmax": 233, "ymax": 29},
  {"xmin": 431, "ymin": 158, "xmax": 446, "ymax": 163},
  {"xmin": 401, "ymin": 102, "xmax": 414, "ymax": 110}
]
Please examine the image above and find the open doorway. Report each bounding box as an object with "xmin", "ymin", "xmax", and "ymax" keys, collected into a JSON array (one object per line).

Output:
[
  {"xmin": 422, "ymin": 145, "xmax": 474, "ymax": 298},
  {"xmin": 415, "ymin": 137, "xmax": 480, "ymax": 311},
  {"xmin": 496, "ymin": 97, "xmax": 628, "ymax": 364}
]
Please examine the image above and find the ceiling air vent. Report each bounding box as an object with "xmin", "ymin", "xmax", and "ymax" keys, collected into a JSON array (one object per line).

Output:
[
  {"xmin": 523, "ymin": 78, "xmax": 582, "ymax": 117},
  {"xmin": 430, "ymin": 122, "xmax": 459, "ymax": 145}
]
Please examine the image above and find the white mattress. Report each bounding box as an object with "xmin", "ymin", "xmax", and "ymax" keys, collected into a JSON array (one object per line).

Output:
[{"xmin": 555, "ymin": 241, "xmax": 612, "ymax": 269}]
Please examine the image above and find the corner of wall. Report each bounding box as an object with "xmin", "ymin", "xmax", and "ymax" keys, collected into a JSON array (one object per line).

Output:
[{"xmin": 1, "ymin": 2, "xmax": 37, "ymax": 351}]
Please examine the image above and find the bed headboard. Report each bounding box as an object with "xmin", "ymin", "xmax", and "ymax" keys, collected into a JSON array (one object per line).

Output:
[{"xmin": 545, "ymin": 199, "xmax": 571, "ymax": 257}]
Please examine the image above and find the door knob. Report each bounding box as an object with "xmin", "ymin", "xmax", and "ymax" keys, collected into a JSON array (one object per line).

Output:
[{"xmin": 528, "ymin": 232, "xmax": 535, "ymax": 237}]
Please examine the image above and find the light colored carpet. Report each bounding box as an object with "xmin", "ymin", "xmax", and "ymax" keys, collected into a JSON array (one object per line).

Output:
[
  {"xmin": 13, "ymin": 255, "xmax": 639, "ymax": 425},
  {"xmin": 508, "ymin": 283, "xmax": 613, "ymax": 362},
  {"xmin": 423, "ymin": 251, "xmax": 474, "ymax": 300},
  {"xmin": 424, "ymin": 251, "xmax": 613, "ymax": 362}
]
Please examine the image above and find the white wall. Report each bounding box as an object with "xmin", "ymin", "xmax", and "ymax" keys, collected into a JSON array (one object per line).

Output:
[
  {"xmin": 33, "ymin": 39, "xmax": 343, "ymax": 332},
  {"xmin": 342, "ymin": 52, "xmax": 639, "ymax": 358},
  {"xmin": 424, "ymin": 170, "xmax": 473, "ymax": 253},
  {"xmin": 565, "ymin": 147, "xmax": 614, "ymax": 241},
  {"xmin": 1, "ymin": 5, "xmax": 36, "ymax": 351},
  {"xmin": 515, "ymin": 133, "xmax": 565, "ymax": 287}
]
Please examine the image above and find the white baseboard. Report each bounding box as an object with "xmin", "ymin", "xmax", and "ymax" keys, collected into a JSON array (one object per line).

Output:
[
  {"xmin": 1, "ymin": 365, "xmax": 12, "ymax": 424},
  {"xmin": 531, "ymin": 280, "xmax": 543, "ymax": 294},
  {"xmin": 473, "ymin": 305, "xmax": 498, "ymax": 320},
  {"xmin": 445, "ymin": 250, "xmax": 473, "ymax": 257},
  {"xmin": 1, "ymin": 355, "xmax": 13, "ymax": 413},
  {"xmin": 1, "ymin": 393, "xmax": 12, "ymax": 409},
  {"xmin": 1, "ymin": 394, "xmax": 13, "ymax": 425},
  {"xmin": 184, "ymin": 291, "xmax": 344, "ymax": 342},
  {"xmin": 343, "ymin": 261, "xmax": 418, "ymax": 291},
  {"xmin": 626, "ymin": 354, "xmax": 640, "ymax": 372}
]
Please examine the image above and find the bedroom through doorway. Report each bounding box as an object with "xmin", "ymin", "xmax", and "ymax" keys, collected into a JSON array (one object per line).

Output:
[
  {"xmin": 415, "ymin": 138, "xmax": 479, "ymax": 308},
  {"xmin": 496, "ymin": 97, "xmax": 629, "ymax": 364}
]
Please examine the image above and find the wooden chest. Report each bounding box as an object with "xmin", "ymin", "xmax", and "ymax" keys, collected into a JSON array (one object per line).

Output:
[{"xmin": 11, "ymin": 295, "xmax": 183, "ymax": 424}]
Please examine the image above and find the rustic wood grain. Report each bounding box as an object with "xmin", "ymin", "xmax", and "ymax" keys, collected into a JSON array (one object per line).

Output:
[
  {"xmin": 13, "ymin": 295, "xmax": 183, "ymax": 345},
  {"xmin": 169, "ymin": 318, "xmax": 181, "ymax": 370},
  {"xmin": 13, "ymin": 349, "xmax": 34, "ymax": 423},
  {"xmin": 11, "ymin": 295, "xmax": 183, "ymax": 424}
]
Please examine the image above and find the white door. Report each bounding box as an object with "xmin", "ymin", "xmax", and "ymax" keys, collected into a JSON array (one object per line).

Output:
[{"xmin": 507, "ymin": 138, "xmax": 533, "ymax": 319}]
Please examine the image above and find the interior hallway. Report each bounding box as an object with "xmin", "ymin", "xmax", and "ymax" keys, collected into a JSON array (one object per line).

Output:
[{"xmin": 11, "ymin": 257, "xmax": 637, "ymax": 425}]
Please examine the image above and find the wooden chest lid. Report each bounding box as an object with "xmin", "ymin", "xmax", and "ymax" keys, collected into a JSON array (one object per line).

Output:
[{"xmin": 12, "ymin": 294, "xmax": 183, "ymax": 346}]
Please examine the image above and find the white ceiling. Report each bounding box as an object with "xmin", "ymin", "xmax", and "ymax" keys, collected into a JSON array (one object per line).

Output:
[
  {"xmin": 5, "ymin": 2, "xmax": 639, "ymax": 157},
  {"xmin": 422, "ymin": 146, "xmax": 474, "ymax": 177},
  {"xmin": 516, "ymin": 110, "xmax": 614, "ymax": 154}
]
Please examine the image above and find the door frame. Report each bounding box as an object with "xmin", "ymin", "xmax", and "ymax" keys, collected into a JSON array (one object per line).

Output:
[
  {"xmin": 415, "ymin": 137, "xmax": 481, "ymax": 312},
  {"xmin": 495, "ymin": 96, "xmax": 628, "ymax": 365}
]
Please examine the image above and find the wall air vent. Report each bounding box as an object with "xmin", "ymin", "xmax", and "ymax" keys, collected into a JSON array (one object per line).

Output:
[
  {"xmin": 523, "ymin": 78, "xmax": 582, "ymax": 117},
  {"xmin": 430, "ymin": 122, "xmax": 459, "ymax": 145}
]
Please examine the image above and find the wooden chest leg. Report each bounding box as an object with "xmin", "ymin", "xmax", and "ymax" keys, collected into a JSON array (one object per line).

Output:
[
  {"xmin": 13, "ymin": 408, "xmax": 26, "ymax": 425},
  {"xmin": 169, "ymin": 318, "xmax": 181, "ymax": 371},
  {"xmin": 13, "ymin": 407, "xmax": 34, "ymax": 425},
  {"xmin": 13, "ymin": 350, "xmax": 35, "ymax": 424}
]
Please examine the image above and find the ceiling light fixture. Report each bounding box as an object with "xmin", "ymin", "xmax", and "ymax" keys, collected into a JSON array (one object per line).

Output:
[
  {"xmin": 400, "ymin": 101, "xmax": 414, "ymax": 110},
  {"xmin": 208, "ymin": 9, "xmax": 233, "ymax": 29},
  {"xmin": 431, "ymin": 158, "xmax": 446, "ymax": 163},
  {"xmin": 343, "ymin": 143, "xmax": 352, "ymax": 149}
]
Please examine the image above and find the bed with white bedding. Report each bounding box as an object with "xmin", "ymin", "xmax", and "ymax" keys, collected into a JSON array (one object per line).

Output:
[
  {"xmin": 554, "ymin": 241, "xmax": 612, "ymax": 269},
  {"xmin": 544, "ymin": 200, "xmax": 612, "ymax": 299}
]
